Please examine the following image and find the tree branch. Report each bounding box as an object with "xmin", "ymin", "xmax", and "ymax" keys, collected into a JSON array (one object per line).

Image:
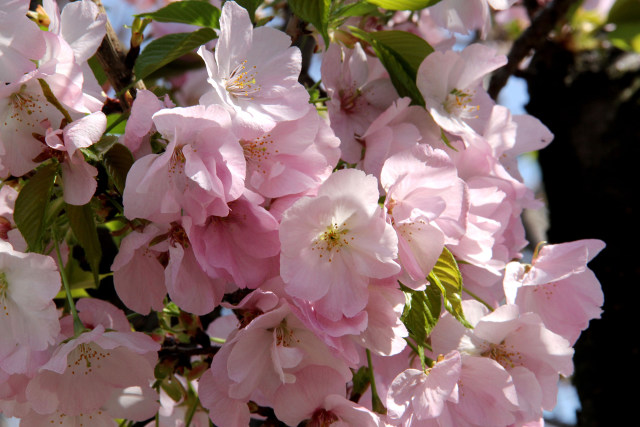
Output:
[
  {"xmin": 92, "ymin": 0, "xmax": 146, "ymax": 108},
  {"xmin": 488, "ymin": 0, "xmax": 579, "ymax": 100}
]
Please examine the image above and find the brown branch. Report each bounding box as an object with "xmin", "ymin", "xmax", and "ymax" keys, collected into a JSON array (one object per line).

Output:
[
  {"xmin": 92, "ymin": 0, "xmax": 146, "ymax": 108},
  {"xmin": 488, "ymin": 0, "xmax": 579, "ymax": 100}
]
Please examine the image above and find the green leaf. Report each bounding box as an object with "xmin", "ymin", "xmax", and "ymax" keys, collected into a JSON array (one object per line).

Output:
[
  {"xmin": 235, "ymin": 0, "xmax": 262, "ymax": 22},
  {"xmin": 400, "ymin": 282, "xmax": 441, "ymax": 345},
  {"xmin": 14, "ymin": 162, "xmax": 59, "ymax": 253},
  {"xmin": 608, "ymin": 0, "xmax": 640, "ymax": 23},
  {"xmin": 364, "ymin": 30, "xmax": 434, "ymax": 72},
  {"xmin": 331, "ymin": 1, "xmax": 380, "ymax": 20},
  {"xmin": 161, "ymin": 377, "xmax": 184, "ymax": 402},
  {"xmin": 606, "ymin": 0, "xmax": 640, "ymax": 51},
  {"xmin": 65, "ymin": 255, "xmax": 98, "ymax": 290},
  {"xmin": 366, "ymin": 0, "xmax": 443, "ymax": 10},
  {"xmin": 102, "ymin": 143, "xmax": 135, "ymax": 195},
  {"xmin": 88, "ymin": 55, "xmax": 108, "ymax": 86},
  {"xmin": 428, "ymin": 247, "xmax": 472, "ymax": 328},
  {"xmin": 134, "ymin": 28, "xmax": 217, "ymax": 80},
  {"xmin": 350, "ymin": 28, "xmax": 431, "ymax": 105},
  {"xmin": 66, "ymin": 203, "xmax": 102, "ymax": 286},
  {"xmin": 136, "ymin": 1, "xmax": 221, "ymax": 28},
  {"xmin": 349, "ymin": 366, "xmax": 371, "ymax": 402},
  {"xmin": 289, "ymin": 0, "xmax": 331, "ymax": 46},
  {"xmin": 105, "ymin": 113, "xmax": 128, "ymax": 135}
]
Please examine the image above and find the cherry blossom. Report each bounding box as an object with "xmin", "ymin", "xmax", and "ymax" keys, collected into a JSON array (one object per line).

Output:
[
  {"xmin": 417, "ymin": 43, "xmax": 506, "ymax": 139},
  {"xmin": 123, "ymin": 105, "xmax": 246, "ymax": 225},
  {"xmin": 0, "ymin": 0, "xmax": 45, "ymax": 83},
  {"xmin": 0, "ymin": 241, "xmax": 60, "ymax": 374},
  {"xmin": 198, "ymin": 0, "xmax": 309, "ymax": 133},
  {"xmin": 504, "ymin": 239, "xmax": 606, "ymax": 344},
  {"xmin": 279, "ymin": 168, "xmax": 400, "ymax": 321},
  {"xmin": 322, "ymin": 42, "xmax": 398, "ymax": 163}
]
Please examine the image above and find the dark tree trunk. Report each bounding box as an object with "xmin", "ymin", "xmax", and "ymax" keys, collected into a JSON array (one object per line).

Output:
[{"xmin": 523, "ymin": 42, "xmax": 640, "ymax": 426}]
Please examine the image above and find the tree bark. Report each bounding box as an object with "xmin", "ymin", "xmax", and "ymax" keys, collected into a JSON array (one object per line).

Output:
[{"xmin": 523, "ymin": 42, "xmax": 640, "ymax": 426}]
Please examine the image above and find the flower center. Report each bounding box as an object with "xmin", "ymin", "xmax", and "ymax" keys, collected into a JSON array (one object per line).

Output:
[
  {"xmin": 241, "ymin": 133, "xmax": 275, "ymax": 173},
  {"xmin": 482, "ymin": 342, "xmax": 523, "ymax": 370},
  {"xmin": 339, "ymin": 88, "xmax": 361, "ymax": 114},
  {"xmin": 225, "ymin": 60, "xmax": 260, "ymax": 99},
  {"xmin": 309, "ymin": 408, "xmax": 339, "ymax": 426},
  {"xmin": 4, "ymin": 87, "xmax": 48, "ymax": 132},
  {"xmin": 311, "ymin": 221, "xmax": 352, "ymax": 262},
  {"xmin": 443, "ymin": 88, "xmax": 479, "ymax": 119},
  {"xmin": 274, "ymin": 319, "xmax": 299, "ymax": 347},
  {"xmin": 67, "ymin": 342, "xmax": 111, "ymax": 376},
  {"xmin": 0, "ymin": 272, "xmax": 9, "ymax": 316}
]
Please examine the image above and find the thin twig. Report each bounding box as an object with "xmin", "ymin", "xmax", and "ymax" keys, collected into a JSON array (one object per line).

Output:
[{"xmin": 488, "ymin": 0, "xmax": 579, "ymax": 100}]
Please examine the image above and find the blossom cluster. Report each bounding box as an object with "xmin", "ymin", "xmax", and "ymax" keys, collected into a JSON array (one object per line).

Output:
[{"xmin": 0, "ymin": 0, "xmax": 608, "ymax": 426}]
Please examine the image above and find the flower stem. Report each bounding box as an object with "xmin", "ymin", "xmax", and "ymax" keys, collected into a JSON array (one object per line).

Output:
[
  {"xmin": 463, "ymin": 287, "xmax": 494, "ymax": 312},
  {"xmin": 52, "ymin": 228, "xmax": 84, "ymax": 335}
]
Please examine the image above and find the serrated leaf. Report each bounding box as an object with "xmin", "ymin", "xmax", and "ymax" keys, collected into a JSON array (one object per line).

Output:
[
  {"xmin": 289, "ymin": 0, "xmax": 331, "ymax": 46},
  {"xmin": 14, "ymin": 162, "xmax": 59, "ymax": 253},
  {"xmin": 136, "ymin": 1, "xmax": 221, "ymax": 28},
  {"xmin": 400, "ymin": 283, "xmax": 441, "ymax": 345},
  {"xmin": 66, "ymin": 203, "xmax": 102, "ymax": 286},
  {"xmin": 350, "ymin": 28, "xmax": 429, "ymax": 106},
  {"xmin": 366, "ymin": 0, "xmax": 443, "ymax": 11},
  {"xmin": 428, "ymin": 247, "xmax": 472, "ymax": 328},
  {"xmin": 90, "ymin": 135, "xmax": 120, "ymax": 157},
  {"xmin": 365, "ymin": 30, "xmax": 434, "ymax": 72},
  {"xmin": 102, "ymin": 143, "xmax": 134, "ymax": 194},
  {"xmin": 134, "ymin": 28, "xmax": 217, "ymax": 80},
  {"xmin": 332, "ymin": 1, "xmax": 380, "ymax": 20}
]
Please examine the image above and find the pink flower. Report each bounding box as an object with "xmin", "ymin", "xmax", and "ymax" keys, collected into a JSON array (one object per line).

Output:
[
  {"xmin": 25, "ymin": 323, "xmax": 159, "ymax": 417},
  {"xmin": 417, "ymin": 44, "xmax": 506, "ymax": 138},
  {"xmin": 123, "ymin": 105, "xmax": 246, "ymax": 225},
  {"xmin": 122, "ymin": 89, "xmax": 175, "ymax": 158},
  {"xmin": 199, "ymin": 293, "xmax": 351, "ymax": 426},
  {"xmin": 0, "ymin": 0, "xmax": 46, "ymax": 83},
  {"xmin": 164, "ymin": 226, "xmax": 226, "ymax": 315},
  {"xmin": 0, "ymin": 74, "xmax": 68, "ymax": 178},
  {"xmin": 437, "ymin": 354, "xmax": 519, "ymax": 427},
  {"xmin": 240, "ymin": 108, "xmax": 340, "ymax": 199},
  {"xmin": 387, "ymin": 351, "xmax": 461, "ymax": 424},
  {"xmin": 111, "ymin": 223, "xmax": 169, "ymax": 315},
  {"xmin": 185, "ymin": 193, "xmax": 280, "ymax": 289},
  {"xmin": 273, "ymin": 365, "xmax": 385, "ymax": 427},
  {"xmin": 322, "ymin": 43, "xmax": 398, "ymax": 163},
  {"xmin": 381, "ymin": 145, "xmax": 468, "ymax": 289},
  {"xmin": 40, "ymin": 0, "xmax": 107, "ymax": 113},
  {"xmin": 429, "ymin": 0, "xmax": 518, "ymax": 37},
  {"xmin": 279, "ymin": 168, "xmax": 400, "ymax": 321},
  {"xmin": 198, "ymin": 1, "xmax": 310, "ymax": 133},
  {"xmin": 44, "ymin": 111, "xmax": 107, "ymax": 205},
  {"xmin": 431, "ymin": 301, "xmax": 574, "ymax": 412},
  {"xmin": 0, "ymin": 185, "xmax": 27, "ymax": 251},
  {"xmin": 0, "ymin": 241, "xmax": 61, "ymax": 374},
  {"xmin": 361, "ymin": 97, "xmax": 441, "ymax": 182},
  {"xmin": 503, "ymin": 239, "xmax": 605, "ymax": 344}
]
